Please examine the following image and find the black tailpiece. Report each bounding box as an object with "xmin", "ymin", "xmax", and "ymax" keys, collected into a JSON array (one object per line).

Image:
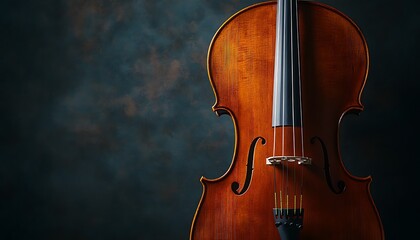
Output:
[{"xmin": 273, "ymin": 208, "xmax": 303, "ymax": 240}]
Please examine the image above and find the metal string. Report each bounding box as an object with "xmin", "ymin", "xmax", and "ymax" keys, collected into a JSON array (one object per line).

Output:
[
  {"xmin": 293, "ymin": 0, "xmax": 305, "ymax": 212},
  {"xmin": 281, "ymin": 0, "xmax": 287, "ymax": 213},
  {"xmin": 282, "ymin": 0, "xmax": 289, "ymax": 213},
  {"xmin": 289, "ymin": 0, "xmax": 297, "ymax": 213},
  {"xmin": 273, "ymin": 0, "xmax": 283, "ymax": 213}
]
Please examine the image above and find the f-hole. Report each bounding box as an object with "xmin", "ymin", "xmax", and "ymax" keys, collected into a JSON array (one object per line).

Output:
[
  {"xmin": 311, "ymin": 136, "xmax": 346, "ymax": 194},
  {"xmin": 231, "ymin": 137, "xmax": 266, "ymax": 195}
]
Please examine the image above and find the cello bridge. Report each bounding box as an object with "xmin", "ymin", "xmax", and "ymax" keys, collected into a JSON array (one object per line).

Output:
[{"xmin": 266, "ymin": 156, "xmax": 312, "ymax": 165}]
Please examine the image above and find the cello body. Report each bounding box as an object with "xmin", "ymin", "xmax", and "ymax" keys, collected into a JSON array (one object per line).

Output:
[{"xmin": 190, "ymin": 1, "xmax": 384, "ymax": 239}]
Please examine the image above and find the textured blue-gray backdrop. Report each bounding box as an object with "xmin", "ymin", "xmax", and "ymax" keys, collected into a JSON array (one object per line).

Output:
[{"xmin": 1, "ymin": 0, "xmax": 419, "ymax": 239}]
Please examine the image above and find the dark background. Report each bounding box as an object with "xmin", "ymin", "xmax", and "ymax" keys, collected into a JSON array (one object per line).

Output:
[{"xmin": 1, "ymin": 0, "xmax": 419, "ymax": 239}]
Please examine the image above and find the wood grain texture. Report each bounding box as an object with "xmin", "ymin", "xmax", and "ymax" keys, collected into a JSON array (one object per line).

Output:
[{"xmin": 190, "ymin": 1, "xmax": 384, "ymax": 239}]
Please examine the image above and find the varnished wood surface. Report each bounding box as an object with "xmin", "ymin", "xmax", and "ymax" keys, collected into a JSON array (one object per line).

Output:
[{"xmin": 190, "ymin": 1, "xmax": 384, "ymax": 239}]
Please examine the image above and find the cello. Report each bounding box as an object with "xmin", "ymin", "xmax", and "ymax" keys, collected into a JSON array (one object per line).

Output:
[{"xmin": 190, "ymin": 0, "xmax": 384, "ymax": 239}]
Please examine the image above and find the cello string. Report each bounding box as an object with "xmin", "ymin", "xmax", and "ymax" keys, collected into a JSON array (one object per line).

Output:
[
  {"xmin": 277, "ymin": 0, "xmax": 286, "ymax": 213},
  {"xmin": 273, "ymin": 0, "xmax": 282, "ymax": 211},
  {"xmin": 272, "ymin": 1, "xmax": 278, "ymax": 211},
  {"xmin": 294, "ymin": 0, "xmax": 305, "ymax": 212},
  {"xmin": 290, "ymin": 0, "xmax": 296, "ymax": 159},
  {"xmin": 290, "ymin": 0, "xmax": 297, "ymax": 212},
  {"xmin": 281, "ymin": 0, "xmax": 287, "ymax": 212}
]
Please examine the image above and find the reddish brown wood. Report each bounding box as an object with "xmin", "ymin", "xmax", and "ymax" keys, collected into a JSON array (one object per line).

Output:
[{"xmin": 190, "ymin": 1, "xmax": 384, "ymax": 239}]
